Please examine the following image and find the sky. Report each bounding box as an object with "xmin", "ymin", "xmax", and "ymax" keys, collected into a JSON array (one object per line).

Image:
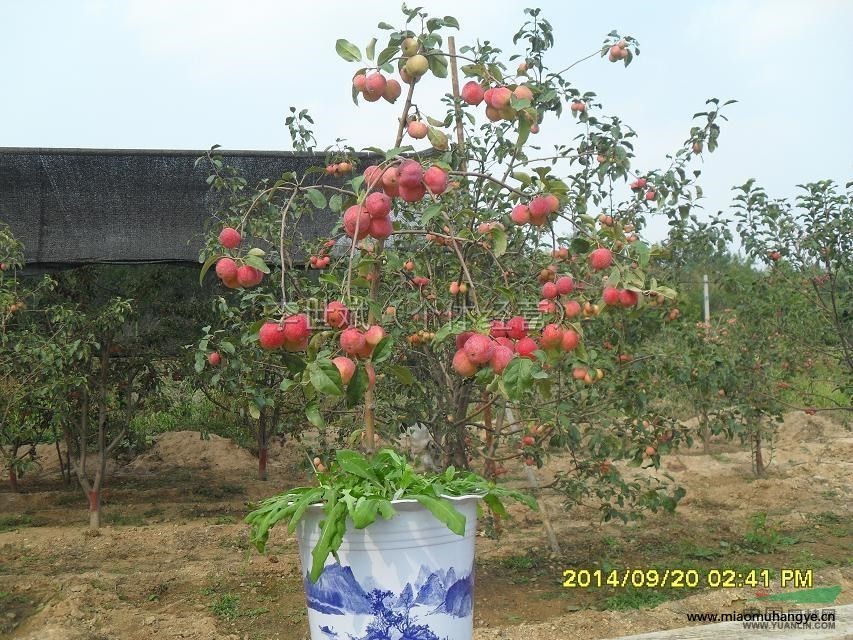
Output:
[{"xmin": 2, "ymin": 0, "xmax": 852, "ymax": 243}]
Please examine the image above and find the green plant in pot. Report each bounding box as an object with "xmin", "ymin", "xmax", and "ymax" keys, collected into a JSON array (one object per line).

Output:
[{"xmin": 247, "ymin": 449, "xmax": 535, "ymax": 639}]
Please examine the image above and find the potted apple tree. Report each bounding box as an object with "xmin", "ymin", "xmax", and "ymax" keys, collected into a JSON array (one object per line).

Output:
[{"xmin": 198, "ymin": 6, "xmax": 729, "ymax": 639}]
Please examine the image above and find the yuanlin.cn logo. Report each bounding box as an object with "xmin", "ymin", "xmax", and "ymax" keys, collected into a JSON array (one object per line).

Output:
[{"xmin": 738, "ymin": 608, "xmax": 836, "ymax": 631}]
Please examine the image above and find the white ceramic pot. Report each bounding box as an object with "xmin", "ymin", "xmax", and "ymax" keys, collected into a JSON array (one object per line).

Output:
[{"xmin": 295, "ymin": 495, "xmax": 479, "ymax": 640}]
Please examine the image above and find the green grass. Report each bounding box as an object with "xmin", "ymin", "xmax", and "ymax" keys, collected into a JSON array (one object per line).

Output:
[
  {"xmin": 53, "ymin": 491, "xmax": 85, "ymax": 506},
  {"xmin": 0, "ymin": 514, "xmax": 39, "ymax": 532},
  {"xmin": 604, "ymin": 589, "xmax": 671, "ymax": 610},
  {"xmin": 741, "ymin": 512, "xmax": 799, "ymax": 553},
  {"xmin": 205, "ymin": 589, "xmax": 269, "ymax": 622},
  {"xmin": 143, "ymin": 507, "xmax": 165, "ymax": 519},
  {"xmin": 191, "ymin": 483, "xmax": 245, "ymax": 499},
  {"xmin": 103, "ymin": 512, "xmax": 147, "ymax": 527},
  {"xmin": 210, "ymin": 593, "xmax": 241, "ymax": 621}
]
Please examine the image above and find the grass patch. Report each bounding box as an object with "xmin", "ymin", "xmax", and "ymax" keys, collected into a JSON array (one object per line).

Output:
[
  {"xmin": 0, "ymin": 514, "xmax": 40, "ymax": 532},
  {"xmin": 604, "ymin": 588, "xmax": 671, "ymax": 610},
  {"xmin": 209, "ymin": 593, "xmax": 241, "ymax": 621},
  {"xmin": 104, "ymin": 511, "xmax": 147, "ymax": 527},
  {"xmin": 742, "ymin": 512, "xmax": 799, "ymax": 553},
  {"xmin": 0, "ymin": 590, "xmax": 38, "ymax": 633},
  {"xmin": 492, "ymin": 551, "xmax": 551, "ymax": 585},
  {"xmin": 185, "ymin": 504, "xmax": 241, "ymax": 520},
  {"xmin": 806, "ymin": 511, "xmax": 849, "ymax": 536},
  {"xmin": 677, "ymin": 542, "xmax": 722, "ymax": 561},
  {"xmin": 204, "ymin": 587, "xmax": 269, "ymax": 623},
  {"xmin": 191, "ymin": 483, "xmax": 245, "ymax": 500}
]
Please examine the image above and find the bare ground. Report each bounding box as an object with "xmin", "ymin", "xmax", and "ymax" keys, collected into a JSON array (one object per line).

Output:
[{"xmin": 0, "ymin": 413, "xmax": 850, "ymax": 640}]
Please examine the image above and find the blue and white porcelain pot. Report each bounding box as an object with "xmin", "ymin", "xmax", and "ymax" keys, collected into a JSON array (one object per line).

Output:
[{"xmin": 295, "ymin": 495, "xmax": 479, "ymax": 640}]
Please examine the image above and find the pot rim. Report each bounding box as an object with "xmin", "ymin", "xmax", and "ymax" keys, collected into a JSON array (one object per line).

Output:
[{"xmin": 300, "ymin": 493, "xmax": 483, "ymax": 509}]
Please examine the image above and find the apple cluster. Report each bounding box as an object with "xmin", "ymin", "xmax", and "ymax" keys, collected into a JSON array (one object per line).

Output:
[
  {"xmin": 510, "ymin": 194, "xmax": 561, "ymax": 227},
  {"xmin": 608, "ymin": 39, "xmax": 629, "ymax": 62},
  {"xmin": 460, "ymin": 80, "xmax": 540, "ymax": 131},
  {"xmin": 451, "ymin": 316, "xmax": 581, "ymax": 378},
  {"xmin": 309, "ymin": 240, "xmax": 337, "ymax": 269},
  {"xmin": 352, "ymin": 37, "xmax": 433, "ymax": 106},
  {"xmin": 630, "ymin": 177, "xmax": 656, "ymax": 202},
  {"xmin": 324, "ymin": 161, "xmax": 353, "ymax": 176},
  {"xmin": 323, "ymin": 299, "xmax": 381, "ymax": 389},
  {"xmin": 214, "ymin": 227, "xmax": 264, "ymax": 289},
  {"xmin": 342, "ymin": 161, "xmax": 448, "ymax": 241},
  {"xmin": 258, "ymin": 314, "xmax": 312, "ymax": 352},
  {"xmin": 352, "ymin": 72, "xmax": 402, "ymax": 104}
]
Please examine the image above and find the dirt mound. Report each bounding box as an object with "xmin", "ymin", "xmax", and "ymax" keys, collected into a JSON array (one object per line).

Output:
[
  {"xmin": 27, "ymin": 443, "xmax": 118, "ymax": 482},
  {"xmin": 32, "ymin": 443, "xmax": 67, "ymax": 477},
  {"xmin": 127, "ymin": 431, "xmax": 258, "ymax": 474}
]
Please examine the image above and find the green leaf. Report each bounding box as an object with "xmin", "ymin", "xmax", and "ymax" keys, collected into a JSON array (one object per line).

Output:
[
  {"xmin": 377, "ymin": 21, "xmax": 394, "ymax": 30},
  {"xmin": 281, "ymin": 353, "xmax": 307, "ymax": 374},
  {"xmin": 634, "ymin": 241, "xmax": 651, "ymax": 268},
  {"xmin": 427, "ymin": 126, "xmax": 449, "ymax": 151},
  {"xmin": 516, "ymin": 116, "xmax": 531, "ymax": 148},
  {"xmin": 570, "ymin": 237, "xmax": 591, "ymax": 254},
  {"xmin": 199, "ymin": 254, "xmax": 219, "ymax": 285},
  {"xmin": 414, "ymin": 495, "xmax": 466, "ymax": 536},
  {"xmin": 287, "ymin": 487, "xmax": 324, "ymax": 534},
  {"xmin": 482, "ymin": 493, "xmax": 508, "ymax": 517},
  {"xmin": 351, "ymin": 498, "xmax": 382, "ymax": 528},
  {"xmin": 421, "ymin": 203, "xmax": 442, "ymax": 226},
  {"xmin": 377, "ymin": 45, "xmax": 397, "ymax": 67},
  {"xmin": 329, "ymin": 194, "xmax": 343, "ymax": 213},
  {"xmin": 310, "ymin": 500, "xmax": 346, "ymax": 582},
  {"xmin": 346, "ymin": 363, "xmax": 369, "ymax": 407},
  {"xmin": 500, "ymin": 358, "xmax": 535, "ymax": 401},
  {"xmin": 335, "ymin": 39, "xmax": 361, "ymax": 62},
  {"xmin": 371, "ymin": 336, "xmax": 393, "ymax": 363},
  {"xmin": 427, "ymin": 51, "xmax": 448, "ymax": 78},
  {"xmin": 249, "ymin": 404, "xmax": 261, "ymax": 420},
  {"xmin": 365, "ymin": 37, "xmax": 377, "ymax": 61},
  {"xmin": 244, "ymin": 255, "xmax": 270, "ymax": 274},
  {"xmin": 305, "ymin": 188, "xmax": 327, "ymax": 209},
  {"xmin": 305, "ymin": 401, "xmax": 325, "ymax": 428},
  {"xmin": 491, "ymin": 228, "xmax": 507, "ymax": 258},
  {"xmin": 247, "ymin": 247, "xmax": 266, "ymax": 257},
  {"xmin": 309, "ymin": 359, "xmax": 344, "ymax": 396},
  {"xmin": 389, "ymin": 364, "xmax": 414, "ymax": 385},
  {"xmin": 443, "ymin": 15, "xmax": 460, "ymax": 29},
  {"xmin": 336, "ymin": 450, "xmax": 380, "ymax": 484}
]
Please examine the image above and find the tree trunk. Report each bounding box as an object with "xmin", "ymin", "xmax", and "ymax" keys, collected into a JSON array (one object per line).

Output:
[
  {"xmin": 450, "ymin": 384, "xmax": 472, "ymax": 469},
  {"xmin": 753, "ymin": 430, "xmax": 765, "ymax": 477},
  {"xmin": 55, "ymin": 440, "xmax": 71, "ymax": 486},
  {"xmin": 258, "ymin": 447, "xmax": 268, "ymax": 480},
  {"xmin": 482, "ymin": 396, "xmax": 495, "ymax": 480},
  {"xmin": 9, "ymin": 467, "xmax": 18, "ymax": 492},
  {"xmin": 700, "ymin": 409, "xmax": 711, "ymax": 454},
  {"xmin": 257, "ymin": 408, "xmax": 268, "ymax": 481},
  {"xmin": 88, "ymin": 489, "xmax": 100, "ymax": 530}
]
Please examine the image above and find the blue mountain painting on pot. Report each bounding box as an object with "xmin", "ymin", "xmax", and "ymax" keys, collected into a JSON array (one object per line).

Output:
[{"xmin": 305, "ymin": 563, "xmax": 474, "ymax": 640}]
